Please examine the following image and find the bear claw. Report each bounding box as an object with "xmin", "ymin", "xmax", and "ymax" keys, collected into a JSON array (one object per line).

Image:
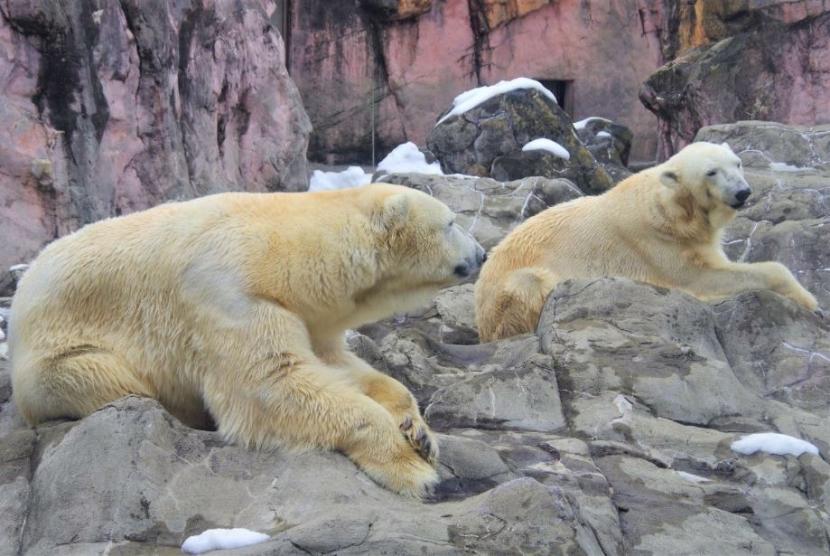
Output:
[{"xmin": 399, "ymin": 415, "xmax": 438, "ymax": 466}]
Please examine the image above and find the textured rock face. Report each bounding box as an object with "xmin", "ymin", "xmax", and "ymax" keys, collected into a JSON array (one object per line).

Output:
[
  {"xmin": 427, "ymin": 87, "xmax": 614, "ymax": 194},
  {"xmin": 657, "ymin": 0, "xmax": 830, "ymax": 61},
  {"xmin": 1, "ymin": 122, "xmax": 829, "ymax": 553},
  {"xmin": 0, "ymin": 0, "xmax": 311, "ymax": 274},
  {"xmin": 641, "ymin": 11, "xmax": 830, "ymax": 156},
  {"xmin": 287, "ymin": 0, "xmax": 662, "ymax": 164}
]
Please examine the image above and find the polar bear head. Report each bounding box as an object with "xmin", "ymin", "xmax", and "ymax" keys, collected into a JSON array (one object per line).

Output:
[
  {"xmin": 368, "ymin": 185, "xmax": 485, "ymax": 290},
  {"xmin": 659, "ymin": 142, "xmax": 752, "ymax": 211}
]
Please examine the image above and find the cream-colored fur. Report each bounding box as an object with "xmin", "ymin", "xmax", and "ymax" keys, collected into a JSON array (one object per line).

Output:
[
  {"xmin": 476, "ymin": 142, "xmax": 819, "ymax": 342},
  {"xmin": 10, "ymin": 184, "xmax": 484, "ymax": 497}
]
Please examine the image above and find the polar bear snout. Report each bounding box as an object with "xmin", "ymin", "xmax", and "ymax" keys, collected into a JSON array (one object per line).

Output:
[
  {"xmin": 454, "ymin": 245, "xmax": 486, "ymax": 278},
  {"xmin": 731, "ymin": 187, "xmax": 752, "ymax": 208}
]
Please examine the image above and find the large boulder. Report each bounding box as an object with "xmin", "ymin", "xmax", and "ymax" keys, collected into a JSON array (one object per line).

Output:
[
  {"xmin": 0, "ymin": 0, "xmax": 311, "ymax": 273},
  {"xmin": 640, "ymin": 12, "xmax": 830, "ymax": 156},
  {"xmin": 427, "ymin": 87, "xmax": 614, "ymax": 194}
]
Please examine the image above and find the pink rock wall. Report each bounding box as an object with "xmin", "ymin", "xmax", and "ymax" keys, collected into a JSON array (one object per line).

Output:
[
  {"xmin": 288, "ymin": 0, "xmax": 664, "ymax": 163},
  {"xmin": 0, "ymin": 0, "xmax": 310, "ymax": 282}
]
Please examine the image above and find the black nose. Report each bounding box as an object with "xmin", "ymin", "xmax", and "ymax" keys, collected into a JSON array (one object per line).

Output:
[
  {"xmin": 735, "ymin": 188, "xmax": 751, "ymax": 203},
  {"xmin": 454, "ymin": 263, "xmax": 470, "ymax": 277}
]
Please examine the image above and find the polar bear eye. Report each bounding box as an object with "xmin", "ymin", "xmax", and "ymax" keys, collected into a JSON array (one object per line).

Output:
[{"xmin": 706, "ymin": 169, "xmax": 718, "ymax": 177}]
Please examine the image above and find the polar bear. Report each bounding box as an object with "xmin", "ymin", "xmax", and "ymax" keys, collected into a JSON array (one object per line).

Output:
[
  {"xmin": 475, "ymin": 142, "xmax": 819, "ymax": 342},
  {"xmin": 10, "ymin": 184, "xmax": 485, "ymax": 497}
]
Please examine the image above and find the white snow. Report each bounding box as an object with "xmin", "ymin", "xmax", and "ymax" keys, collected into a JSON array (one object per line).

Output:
[
  {"xmin": 676, "ymin": 471, "xmax": 711, "ymax": 483},
  {"xmin": 308, "ymin": 166, "xmax": 372, "ymax": 192},
  {"xmin": 731, "ymin": 433, "xmax": 819, "ymax": 457},
  {"xmin": 9, "ymin": 264, "xmax": 28, "ymax": 273},
  {"xmin": 181, "ymin": 528, "xmax": 270, "ymax": 554},
  {"xmin": 597, "ymin": 131, "xmax": 613, "ymax": 139},
  {"xmin": 769, "ymin": 162, "xmax": 811, "ymax": 172},
  {"xmin": 437, "ymin": 77, "xmax": 558, "ymax": 125},
  {"xmin": 573, "ymin": 116, "xmax": 612, "ymax": 130},
  {"xmin": 0, "ymin": 328, "xmax": 5, "ymax": 342},
  {"xmin": 522, "ymin": 138, "xmax": 570, "ymax": 160},
  {"xmin": 377, "ymin": 142, "xmax": 444, "ymax": 175}
]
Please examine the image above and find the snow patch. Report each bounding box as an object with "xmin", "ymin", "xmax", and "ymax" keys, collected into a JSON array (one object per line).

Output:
[
  {"xmin": 309, "ymin": 166, "xmax": 372, "ymax": 192},
  {"xmin": 522, "ymin": 138, "xmax": 570, "ymax": 160},
  {"xmin": 182, "ymin": 528, "xmax": 270, "ymax": 554},
  {"xmin": 769, "ymin": 162, "xmax": 812, "ymax": 172},
  {"xmin": 676, "ymin": 471, "xmax": 711, "ymax": 483},
  {"xmin": 377, "ymin": 142, "xmax": 444, "ymax": 175},
  {"xmin": 731, "ymin": 433, "xmax": 819, "ymax": 457},
  {"xmin": 437, "ymin": 78, "xmax": 557, "ymax": 125},
  {"xmin": 596, "ymin": 131, "xmax": 613, "ymax": 139},
  {"xmin": 574, "ymin": 117, "xmax": 612, "ymax": 130}
]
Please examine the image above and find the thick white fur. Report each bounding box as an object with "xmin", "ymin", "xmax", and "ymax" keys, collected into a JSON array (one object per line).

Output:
[
  {"xmin": 10, "ymin": 184, "xmax": 483, "ymax": 497},
  {"xmin": 475, "ymin": 142, "xmax": 818, "ymax": 341}
]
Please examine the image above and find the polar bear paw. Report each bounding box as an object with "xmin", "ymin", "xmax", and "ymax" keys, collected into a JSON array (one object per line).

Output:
[{"xmin": 400, "ymin": 414, "xmax": 438, "ymax": 466}]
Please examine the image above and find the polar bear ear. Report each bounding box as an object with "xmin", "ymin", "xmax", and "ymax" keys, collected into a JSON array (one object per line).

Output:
[
  {"xmin": 660, "ymin": 169, "xmax": 680, "ymax": 189},
  {"xmin": 373, "ymin": 193, "xmax": 411, "ymax": 232}
]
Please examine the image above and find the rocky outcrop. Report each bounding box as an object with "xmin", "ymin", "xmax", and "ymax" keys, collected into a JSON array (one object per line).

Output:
[
  {"xmin": 426, "ymin": 87, "xmax": 614, "ymax": 193},
  {"xmin": 656, "ymin": 0, "xmax": 830, "ymax": 61},
  {"xmin": 641, "ymin": 10, "xmax": 830, "ymax": 156},
  {"xmin": 0, "ymin": 0, "xmax": 311, "ymax": 274},
  {"xmin": 287, "ymin": 0, "xmax": 662, "ymax": 164},
  {"xmin": 1, "ymin": 122, "xmax": 828, "ymax": 553}
]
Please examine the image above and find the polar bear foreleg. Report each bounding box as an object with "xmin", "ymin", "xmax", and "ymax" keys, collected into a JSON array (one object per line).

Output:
[
  {"xmin": 202, "ymin": 359, "xmax": 439, "ymax": 498},
  {"xmin": 683, "ymin": 261, "xmax": 818, "ymax": 311}
]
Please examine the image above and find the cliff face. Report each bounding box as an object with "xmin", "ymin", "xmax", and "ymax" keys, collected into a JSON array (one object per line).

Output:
[
  {"xmin": 642, "ymin": 1, "xmax": 830, "ymax": 156},
  {"xmin": 0, "ymin": 0, "xmax": 310, "ymax": 279},
  {"xmin": 287, "ymin": 0, "xmax": 664, "ymax": 164}
]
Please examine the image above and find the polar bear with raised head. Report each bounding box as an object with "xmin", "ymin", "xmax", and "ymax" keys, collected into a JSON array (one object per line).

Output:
[
  {"xmin": 11, "ymin": 184, "xmax": 485, "ymax": 497},
  {"xmin": 475, "ymin": 142, "xmax": 818, "ymax": 341}
]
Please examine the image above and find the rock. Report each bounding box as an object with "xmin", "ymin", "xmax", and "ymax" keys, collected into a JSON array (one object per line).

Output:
[
  {"xmin": 655, "ymin": 0, "xmax": 830, "ymax": 61},
  {"xmin": 18, "ymin": 397, "xmax": 600, "ymax": 554},
  {"xmin": 575, "ymin": 118, "xmax": 634, "ymax": 182},
  {"xmin": 0, "ymin": 0, "xmax": 311, "ymax": 272},
  {"xmin": 640, "ymin": 13, "xmax": 830, "ymax": 156},
  {"xmin": 596, "ymin": 454, "xmax": 777, "ymax": 555},
  {"xmin": 539, "ymin": 278, "xmax": 765, "ymax": 427},
  {"xmin": 379, "ymin": 173, "xmax": 582, "ymax": 250},
  {"xmin": 713, "ymin": 290, "xmax": 830, "ymax": 411},
  {"xmin": 425, "ymin": 350, "xmax": 566, "ymax": 432},
  {"xmin": 427, "ymin": 87, "xmax": 614, "ymax": 194}
]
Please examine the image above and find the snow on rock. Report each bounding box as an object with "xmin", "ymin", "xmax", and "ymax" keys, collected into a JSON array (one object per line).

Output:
[
  {"xmin": 731, "ymin": 433, "xmax": 819, "ymax": 457},
  {"xmin": 596, "ymin": 131, "xmax": 613, "ymax": 139},
  {"xmin": 573, "ymin": 117, "xmax": 612, "ymax": 130},
  {"xmin": 308, "ymin": 166, "xmax": 372, "ymax": 192},
  {"xmin": 377, "ymin": 142, "xmax": 444, "ymax": 175},
  {"xmin": 522, "ymin": 138, "xmax": 571, "ymax": 160},
  {"xmin": 181, "ymin": 528, "xmax": 270, "ymax": 554},
  {"xmin": 437, "ymin": 78, "xmax": 557, "ymax": 125}
]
